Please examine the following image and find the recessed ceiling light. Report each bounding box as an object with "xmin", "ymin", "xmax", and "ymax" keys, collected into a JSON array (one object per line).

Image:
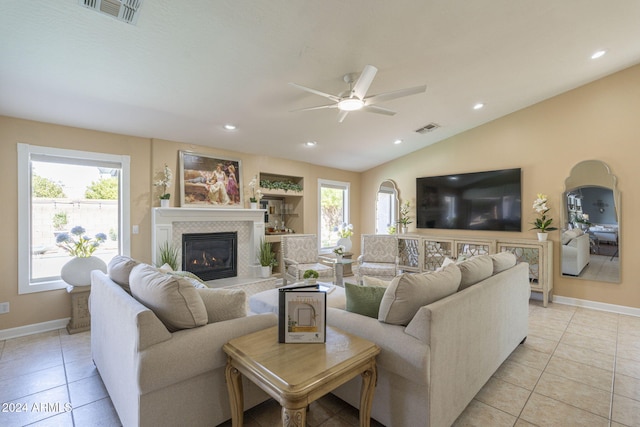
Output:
[
  {"xmin": 393, "ymin": 139, "xmax": 403, "ymax": 145},
  {"xmin": 591, "ymin": 50, "xmax": 607, "ymax": 59},
  {"xmin": 223, "ymin": 124, "xmax": 237, "ymax": 131},
  {"xmin": 305, "ymin": 141, "xmax": 317, "ymax": 147},
  {"xmin": 473, "ymin": 103, "xmax": 484, "ymax": 110}
]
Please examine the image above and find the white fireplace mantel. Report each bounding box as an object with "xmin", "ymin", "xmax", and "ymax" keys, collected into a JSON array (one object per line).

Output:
[{"xmin": 151, "ymin": 207, "xmax": 265, "ymax": 273}]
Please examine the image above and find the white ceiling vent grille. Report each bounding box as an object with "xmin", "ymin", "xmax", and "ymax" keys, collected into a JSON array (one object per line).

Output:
[
  {"xmin": 79, "ymin": 0, "xmax": 143, "ymax": 25},
  {"xmin": 415, "ymin": 123, "xmax": 440, "ymax": 134}
]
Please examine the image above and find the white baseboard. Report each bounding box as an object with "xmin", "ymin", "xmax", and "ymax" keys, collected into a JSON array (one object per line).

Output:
[
  {"xmin": 0, "ymin": 318, "xmax": 70, "ymax": 340},
  {"xmin": 552, "ymin": 295, "xmax": 640, "ymax": 318}
]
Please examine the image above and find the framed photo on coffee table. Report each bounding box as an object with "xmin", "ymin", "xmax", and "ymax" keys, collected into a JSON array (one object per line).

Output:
[{"xmin": 179, "ymin": 151, "xmax": 243, "ymax": 207}]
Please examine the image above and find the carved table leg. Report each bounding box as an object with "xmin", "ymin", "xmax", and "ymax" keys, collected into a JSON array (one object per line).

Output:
[
  {"xmin": 282, "ymin": 406, "xmax": 306, "ymax": 427},
  {"xmin": 359, "ymin": 362, "xmax": 378, "ymax": 427},
  {"xmin": 225, "ymin": 360, "xmax": 244, "ymax": 427}
]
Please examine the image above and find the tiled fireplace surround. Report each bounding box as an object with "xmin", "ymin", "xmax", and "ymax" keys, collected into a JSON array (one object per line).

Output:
[{"xmin": 152, "ymin": 208, "xmax": 265, "ymax": 281}]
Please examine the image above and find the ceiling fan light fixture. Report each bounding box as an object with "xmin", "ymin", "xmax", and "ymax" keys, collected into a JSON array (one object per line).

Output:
[
  {"xmin": 338, "ymin": 98, "xmax": 364, "ymax": 111},
  {"xmin": 591, "ymin": 50, "xmax": 607, "ymax": 59}
]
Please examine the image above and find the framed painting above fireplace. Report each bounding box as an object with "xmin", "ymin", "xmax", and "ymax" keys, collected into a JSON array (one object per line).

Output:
[{"xmin": 179, "ymin": 151, "xmax": 244, "ymax": 208}]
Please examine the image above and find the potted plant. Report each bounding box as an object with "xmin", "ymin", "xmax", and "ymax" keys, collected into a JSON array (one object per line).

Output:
[
  {"xmin": 257, "ymin": 238, "xmax": 277, "ymax": 277},
  {"xmin": 397, "ymin": 201, "xmax": 413, "ymax": 233},
  {"xmin": 56, "ymin": 226, "xmax": 108, "ymax": 286},
  {"xmin": 333, "ymin": 245, "xmax": 345, "ymax": 261},
  {"xmin": 530, "ymin": 193, "xmax": 558, "ymax": 240},
  {"xmin": 157, "ymin": 241, "xmax": 179, "ymax": 271},
  {"xmin": 154, "ymin": 163, "xmax": 172, "ymax": 207},
  {"xmin": 247, "ymin": 175, "xmax": 262, "ymax": 208},
  {"xmin": 303, "ymin": 269, "xmax": 319, "ymax": 285}
]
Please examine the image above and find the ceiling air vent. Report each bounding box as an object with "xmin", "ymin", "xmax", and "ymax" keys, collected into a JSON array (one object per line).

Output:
[
  {"xmin": 79, "ymin": 0, "xmax": 143, "ymax": 25},
  {"xmin": 415, "ymin": 123, "xmax": 440, "ymax": 134}
]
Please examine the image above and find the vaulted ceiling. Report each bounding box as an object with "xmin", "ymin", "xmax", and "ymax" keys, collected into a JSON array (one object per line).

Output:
[{"xmin": 2, "ymin": 1, "xmax": 639, "ymax": 171}]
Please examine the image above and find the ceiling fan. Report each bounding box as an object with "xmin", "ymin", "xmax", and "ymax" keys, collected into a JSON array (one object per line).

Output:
[{"xmin": 289, "ymin": 65, "xmax": 426, "ymax": 123}]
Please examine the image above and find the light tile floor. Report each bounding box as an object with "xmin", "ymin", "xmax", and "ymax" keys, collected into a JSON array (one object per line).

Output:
[{"xmin": 1, "ymin": 300, "xmax": 639, "ymax": 426}]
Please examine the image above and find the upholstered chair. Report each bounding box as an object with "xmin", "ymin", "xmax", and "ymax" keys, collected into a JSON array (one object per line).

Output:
[
  {"xmin": 356, "ymin": 234, "xmax": 398, "ymax": 282},
  {"xmin": 281, "ymin": 234, "xmax": 335, "ymax": 285}
]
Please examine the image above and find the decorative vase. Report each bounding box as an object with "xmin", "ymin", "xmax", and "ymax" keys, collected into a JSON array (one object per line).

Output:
[
  {"xmin": 250, "ymin": 202, "xmax": 258, "ymax": 209},
  {"xmin": 537, "ymin": 232, "xmax": 548, "ymax": 241},
  {"xmin": 304, "ymin": 278, "xmax": 317, "ymax": 286},
  {"xmin": 336, "ymin": 237, "xmax": 352, "ymax": 253},
  {"xmin": 260, "ymin": 265, "xmax": 271, "ymax": 278},
  {"xmin": 160, "ymin": 199, "xmax": 170, "ymax": 208},
  {"xmin": 401, "ymin": 226, "xmax": 408, "ymax": 234},
  {"xmin": 336, "ymin": 254, "xmax": 343, "ymax": 262},
  {"xmin": 60, "ymin": 256, "xmax": 107, "ymax": 287}
]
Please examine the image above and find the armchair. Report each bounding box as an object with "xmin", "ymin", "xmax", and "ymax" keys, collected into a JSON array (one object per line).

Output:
[
  {"xmin": 356, "ymin": 234, "xmax": 398, "ymax": 282},
  {"xmin": 281, "ymin": 234, "xmax": 335, "ymax": 285}
]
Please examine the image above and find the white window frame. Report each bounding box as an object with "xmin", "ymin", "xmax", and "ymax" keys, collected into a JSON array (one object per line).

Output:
[
  {"xmin": 17, "ymin": 143, "xmax": 131, "ymax": 294},
  {"xmin": 317, "ymin": 179, "xmax": 350, "ymax": 253}
]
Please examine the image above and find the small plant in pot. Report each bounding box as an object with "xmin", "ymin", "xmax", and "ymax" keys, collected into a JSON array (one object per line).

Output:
[
  {"xmin": 258, "ymin": 239, "xmax": 277, "ymax": 278},
  {"xmin": 303, "ymin": 269, "xmax": 319, "ymax": 285}
]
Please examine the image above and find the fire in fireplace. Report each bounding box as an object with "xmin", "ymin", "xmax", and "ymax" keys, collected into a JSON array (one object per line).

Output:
[{"xmin": 182, "ymin": 232, "xmax": 237, "ymax": 281}]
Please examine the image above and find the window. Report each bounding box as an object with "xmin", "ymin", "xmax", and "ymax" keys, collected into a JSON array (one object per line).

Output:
[
  {"xmin": 318, "ymin": 179, "xmax": 350, "ymax": 251},
  {"xmin": 17, "ymin": 144, "xmax": 130, "ymax": 294}
]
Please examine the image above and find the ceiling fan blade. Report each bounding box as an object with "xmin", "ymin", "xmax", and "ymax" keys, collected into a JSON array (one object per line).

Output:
[
  {"xmin": 288, "ymin": 82, "xmax": 341, "ymax": 102},
  {"xmin": 365, "ymin": 84, "xmax": 427, "ymax": 105},
  {"xmin": 351, "ymin": 65, "xmax": 378, "ymax": 100},
  {"xmin": 337, "ymin": 110, "xmax": 349, "ymax": 123},
  {"xmin": 362, "ymin": 105, "xmax": 397, "ymax": 116},
  {"xmin": 290, "ymin": 103, "xmax": 338, "ymax": 113}
]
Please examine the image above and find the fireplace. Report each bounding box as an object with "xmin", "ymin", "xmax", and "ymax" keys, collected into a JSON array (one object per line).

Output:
[{"xmin": 182, "ymin": 232, "xmax": 238, "ymax": 281}]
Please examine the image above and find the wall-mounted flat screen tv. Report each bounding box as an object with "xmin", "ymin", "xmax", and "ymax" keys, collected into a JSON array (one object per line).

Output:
[{"xmin": 416, "ymin": 168, "xmax": 522, "ymax": 231}]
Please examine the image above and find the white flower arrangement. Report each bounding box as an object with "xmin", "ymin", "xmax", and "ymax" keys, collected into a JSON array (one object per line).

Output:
[
  {"xmin": 154, "ymin": 163, "xmax": 172, "ymax": 200},
  {"xmin": 530, "ymin": 193, "xmax": 558, "ymax": 233},
  {"xmin": 247, "ymin": 175, "xmax": 262, "ymax": 202}
]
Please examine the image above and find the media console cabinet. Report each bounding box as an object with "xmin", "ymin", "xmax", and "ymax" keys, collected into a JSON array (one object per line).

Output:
[{"xmin": 397, "ymin": 235, "xmax": 553, "ymax": 307}]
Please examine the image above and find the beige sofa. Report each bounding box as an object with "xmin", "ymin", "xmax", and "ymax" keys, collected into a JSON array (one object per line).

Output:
[
  {"xmin": 327, "ymin": 254, "xmax": 531, "ymax": 427},
  {"xmin": 561, "ymin": 229, "xmax": 590, "ymax": 275},
  {"xmin": 90, "ymin": 261, "xmax": 278, "ymax": 427}
]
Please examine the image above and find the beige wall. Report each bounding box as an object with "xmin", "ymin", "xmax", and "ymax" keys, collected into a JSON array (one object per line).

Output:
[
  {"xmin": 360, "ymin": 64, "xmax": 640, "ymax": 309},
  {"xmin": 0, "ymin": 118, "xmax": 360, "ymax": 330}
]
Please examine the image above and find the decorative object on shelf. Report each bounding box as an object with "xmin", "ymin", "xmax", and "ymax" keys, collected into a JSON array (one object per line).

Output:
[
  {"xmin": 387, "ymin": 225, "xmax": 397, "ymax": 235},
  {"xmin": 179, "ymin": 151, "xmax": 244, "ymax": 208},
  {"xmin": 258, "ymin": 238, "xmax": 278, "ymax": 278},
  {"xmin": 336, "ymin": 223, "xmax": 353, "ymax": 252},
  {"xmin": 333, "ymin": 245, "xmax": 345, "ymax": 261},
  {"xmin": 157, "ymin": 241, "xmax": 179, "ymax": 271},
  {"xmin": 530, "ymin": 193, "xmax": 557, "ymax": 241},
  {"xmin": 397, "ymin": 200, "xmax": 413, "ymax": 233},
  {"xmin": 247, "ymin": 175, "xmax": 262, "ymax": 209},
  {"xmin": 303, "ymin": 269, "xmax": 319, "ymax": 285},
  {"xmin": 259, "ymin": 178, "xmax": 303, "ymax": 193},
  {"xmin": 154, "ymin": 163, "xmax": 172, "ymax": 207},
  {"xmin": 56, "ymin": 226, "xmax": 108, "ymax": 286}
]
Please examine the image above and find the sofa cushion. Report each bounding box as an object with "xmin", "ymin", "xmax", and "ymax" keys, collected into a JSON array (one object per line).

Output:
[
  {"xmin": 107, "ymin": 255, "xmax": 140, "ymax": 292},
  {"xmin": 167, "ymin": 270, "xmax": 208, "ymax": 288},
  {"xmin": 378, "ymin": 264, "xmax": 461, "ymax": 326},
  {"xmin": 345, "ymin": 282, "xmax": 387, "ymax": 318},
  {"xmin": 362, "ymin": 276, "xmax": 392, "ymax": 288},
  {"xmin": 457, "ymin": 255, "xmax": 494, "ymax": 290},
  {"xmin": 129, "ymin": 263, "xmax": 208, "ymax": 332},
  {"xmin": 490, "ymin": 252, "xmax": 517, "ymax": 274},
  {"xmin": 196, "ymin": 288, "xmax": 247, "ymax": 323}
]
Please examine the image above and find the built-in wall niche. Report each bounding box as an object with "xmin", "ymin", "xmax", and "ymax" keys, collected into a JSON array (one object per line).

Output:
[{"xmin": 259, "ymin": 172, "xmax": 304, "ymax": 235}]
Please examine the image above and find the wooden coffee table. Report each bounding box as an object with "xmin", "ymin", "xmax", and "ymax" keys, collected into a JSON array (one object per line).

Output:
[{"xmin": 223, "ymin": 326, "xmax": 380, "ymax": 427}]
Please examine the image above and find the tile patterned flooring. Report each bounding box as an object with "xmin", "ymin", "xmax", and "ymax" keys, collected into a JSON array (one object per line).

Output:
[{"xmin": 1, "ymin": 300, "xmax": 639, "ymax": 426}]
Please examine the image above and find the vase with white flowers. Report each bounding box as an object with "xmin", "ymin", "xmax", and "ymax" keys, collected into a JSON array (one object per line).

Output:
[
  {"xmin": 154, "ymin": 163, "xmax": 172, "ymax": 207},
  {"xmin": 56, "ymin": 226, "xmax": 108, "ymax": 286},
  {"xmin": 336, "ymin": 223, "xmax": 353, "ymax": 252},
  {"xmin": 397, "ymin": 201, "xmax": 413, "ymax": 233},
  {"xmin": 530, "ymin": 193, "xmax": 558, "ymax": 241},
  {"xmin": 247, "ymin": 175, "xmax": 262, "ymax": 208}
]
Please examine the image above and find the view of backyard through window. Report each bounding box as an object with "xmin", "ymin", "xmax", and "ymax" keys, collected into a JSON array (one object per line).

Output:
[
  {"xmin": 319, "ymin": 181, "xmax": 349, "ymax": 249},
  {"xmin": 31, "ymin": 161, "xmax": 120, "ymax": 282}
]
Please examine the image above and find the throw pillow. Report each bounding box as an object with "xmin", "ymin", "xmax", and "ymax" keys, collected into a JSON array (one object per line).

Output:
[
  {"xmin": 362, "ymin": 276, "xmax": 392, "ymax": 288},
  {"xmin": 197, "ymin": 288, "xmax": 247, "ymax": 323},
  {"xmin": 378, "ymin": 264, "xmax": 461, "ymax": 326},
  {"xmin": 167, "ymin": 270, "xmax": 208, "ymax": 288},
  {"xmin": 107, "ymin": 255, "xmax": 140, "ymax": 292},
  {"xmin": 490, "ymin": 252, "xmax": 517, "ymax": 274},
  {"xmin": 457, "ymin": 255, "xmax": 494, "ymax": 291},
  {"xmin": 345, "ymin": 282, "xmax": 387, "ymax": 319},
  {"xmin": 129, "ymin": 263, "xmax": 208, "ymax": 332}
]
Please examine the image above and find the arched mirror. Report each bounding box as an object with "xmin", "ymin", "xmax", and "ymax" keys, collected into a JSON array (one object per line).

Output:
[
  {"xmin": 561, "ymin": 160, "xmax": 620, "ymax": 283},
  {"xmin": 375, "ymin": 179, "xmax": 399, "ymax": 234}
]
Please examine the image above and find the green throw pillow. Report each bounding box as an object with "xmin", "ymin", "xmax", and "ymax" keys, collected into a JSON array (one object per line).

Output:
[{"xmin": 345, "ymin": 282, "xmax": 387, "ymax": 319}]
